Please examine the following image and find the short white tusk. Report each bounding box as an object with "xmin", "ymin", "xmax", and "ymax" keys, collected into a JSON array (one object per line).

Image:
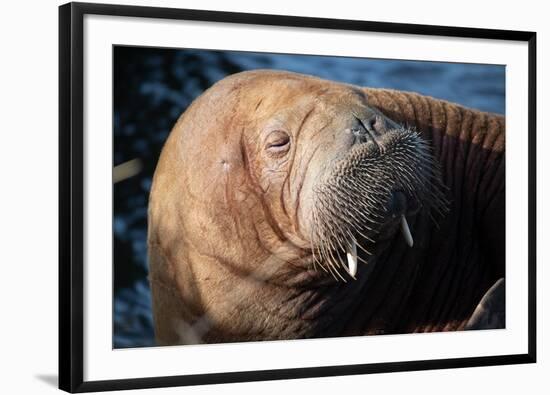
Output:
[
  {"xmin": 400, "ymin": 215, "xmax": 414, "ymax": 247},
  {"xmin": 346, "ymin": 240, "xmax": 358, "ymax": 278}
]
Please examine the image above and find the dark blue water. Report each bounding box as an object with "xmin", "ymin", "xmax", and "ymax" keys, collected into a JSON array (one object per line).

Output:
[{"xmin": 113, "ymin": 46, "xmax": 505, "ymax": 348}]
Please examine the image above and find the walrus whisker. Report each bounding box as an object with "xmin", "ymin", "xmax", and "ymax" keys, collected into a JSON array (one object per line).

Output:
[
  {"xmin": 312, "ymin": 211, "xmax": 374, "ymax": 278},
  {"xmin": 329, "ymin": 183, "xmax": 386, "ymax": 222},
  {"xmin": 353, "ymin": 239, "xmax": 374, "ymax": 257},
  {"xmin": 324, "ymin": 259, "xmax": 342, "ymax": 281},
  {"xmin": 331, "ymin": 231, "xmax": 356, "ymax": 277},
  {"xmin": 322, "ymin": 221, "xmax": 374, "ymax": 268},
  {"xmin": 324, "ymin": 183, "xmax": 386, "ymax": 224},
  {"xmin": 322, "ymin": 244, "xmax": 347, "ymax": 281},
  {"xmin": 317, "ymin": 198, "xmax": 378, "ymax": 243},
  {"xmin": 312, "ymin": 221, "xmax": 339, "ymax": 267},
  {"xmin": 314, "ymin": 218, "xmax": 354, "ymax": 281},
  {"xmin": 324, "ymin": 189, "xmax": 381, "ymax": 228},
  {"xmin": 309, "ymin": 239, "xmax": 321, "ymax": 273}
]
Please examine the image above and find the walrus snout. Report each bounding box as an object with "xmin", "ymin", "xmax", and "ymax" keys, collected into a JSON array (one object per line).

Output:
[{"xmin": 309, "ymin": 128, "xmax": 448, "ymax": 280}]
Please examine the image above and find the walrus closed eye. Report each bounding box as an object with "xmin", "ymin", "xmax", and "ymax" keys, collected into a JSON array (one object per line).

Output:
[{"xmin": 147, "ymin": 70, "xmax": 505, "ymax": 345}]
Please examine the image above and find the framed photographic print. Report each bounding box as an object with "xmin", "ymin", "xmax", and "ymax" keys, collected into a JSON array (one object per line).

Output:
[{"xmin": 59, "ymin": 2, "xmax": 537, "ymax": 392}]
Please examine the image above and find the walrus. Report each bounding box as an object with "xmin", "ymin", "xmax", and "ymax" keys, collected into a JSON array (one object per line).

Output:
[{"xmin": 147, "ymin": 70, "xmax": 505, "ymax": 345}]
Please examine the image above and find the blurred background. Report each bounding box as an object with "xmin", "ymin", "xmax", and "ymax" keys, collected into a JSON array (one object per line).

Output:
[{"xmin": 113, "ymin": 46, "xmax": 505, "ymax": 348}]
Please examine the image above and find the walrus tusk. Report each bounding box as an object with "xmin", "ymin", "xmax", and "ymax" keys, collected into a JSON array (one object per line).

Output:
[
  {"xmin": 346, "ymin": 240, "xmax": 358, "ymax": 278},
  {"xmin": 400, "ymin": 215, "xmax": 414, "ymax": 247}
]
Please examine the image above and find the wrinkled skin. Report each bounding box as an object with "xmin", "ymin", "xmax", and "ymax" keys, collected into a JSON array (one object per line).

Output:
[{"xmin": 147, "ymin": 70, "xmax": 505, "ymax": 345}]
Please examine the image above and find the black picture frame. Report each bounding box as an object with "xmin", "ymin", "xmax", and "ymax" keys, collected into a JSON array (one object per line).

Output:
[{"xmin": 59, "ymin": 2, "xmax": 537, "ymax": 392}]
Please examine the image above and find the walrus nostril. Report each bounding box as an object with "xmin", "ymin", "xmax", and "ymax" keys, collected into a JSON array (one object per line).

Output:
[
  {"xmin": 350, "ymin": 118, "xmax": 377, "ymax": 147},
  {"xmin": 365, "ymin": 115, "xmax": 389, "ymax": 137},
  {"xmin": 352, "ymin": 113, "xmax": 388, "ymax": 144},
  {"xmin": 366, "ymin": 117, "xmax": 378, "ymax": 134}
]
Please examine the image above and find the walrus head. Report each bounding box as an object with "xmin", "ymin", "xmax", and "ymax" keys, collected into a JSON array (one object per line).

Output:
[
  {"xmin": 148, "ymin": 70, "xmax": 453, "ymax": 343},
  {"xmin": 187, "ymin": 70, "xmax": 447, "ymax": 281}
]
